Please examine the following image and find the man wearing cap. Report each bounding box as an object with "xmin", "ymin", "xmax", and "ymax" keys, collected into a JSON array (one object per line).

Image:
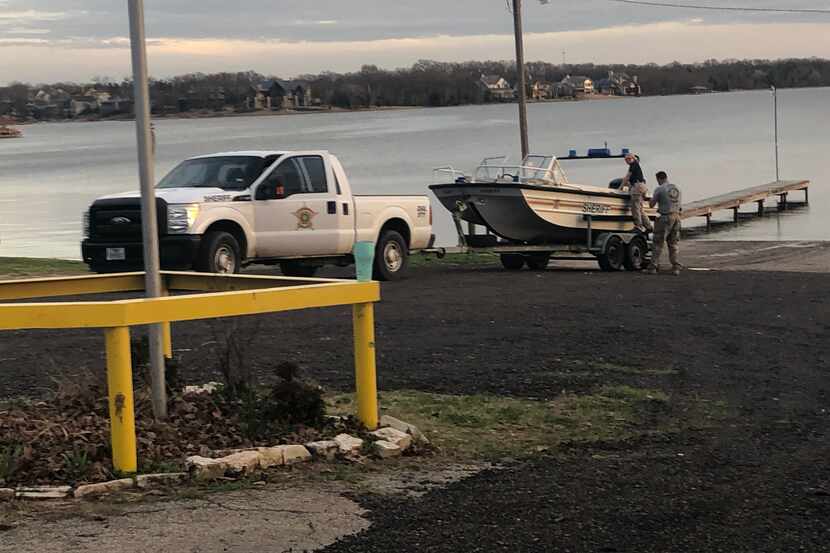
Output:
[
  {"xmin": 646, "ymin": 170, "xmax": 682, "ymax": 275},
  {"xmin": 622, "ymin": 153, "xmax": 652, "ymax": 234}
]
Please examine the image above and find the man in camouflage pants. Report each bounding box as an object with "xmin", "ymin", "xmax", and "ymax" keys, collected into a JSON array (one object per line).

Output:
[
  {"xmin": 623, "ymin": 153, "xmax": 653, "ymax": 234},
  {"xmin": 646, "ymin": 171, "xmax": 682, "ymax": 275}
]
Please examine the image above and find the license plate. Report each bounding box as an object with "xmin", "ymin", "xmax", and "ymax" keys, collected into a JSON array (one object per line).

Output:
[{"xmin": 106, "ymin": 247, "xmax": 126, "ymax": 261}]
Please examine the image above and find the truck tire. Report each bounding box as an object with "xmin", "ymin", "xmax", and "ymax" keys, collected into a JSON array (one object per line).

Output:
[
  {"xmin": 196, "ymin": 231, "xmax": 241, "ymax": 274},
  {"xmin": 280, "ymin": 261, "xmax": 318, "ymax": 278},
  {"xmin": 374, "ymin": 230, "xmax": 409, "ymax": 281},
  {"xmin": 500, "ymin": 253, "xmax": 525, "ymax": 271}
]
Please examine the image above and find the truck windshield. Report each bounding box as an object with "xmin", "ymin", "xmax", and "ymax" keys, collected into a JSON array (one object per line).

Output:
[{"xmin": 157, "ymin": 156, "xmax": 268, "ymax": 190}]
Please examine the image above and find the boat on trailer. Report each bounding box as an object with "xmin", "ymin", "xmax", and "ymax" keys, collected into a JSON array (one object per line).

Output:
[
  {"xmin": 0, "ymin": 120, "xmax": 22, "ymax": 139},
  {"xmin": 428, "ymin": 149, "xmax": 655, "ymax": 271}
]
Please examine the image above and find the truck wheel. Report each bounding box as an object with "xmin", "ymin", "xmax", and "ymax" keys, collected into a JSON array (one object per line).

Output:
[
  {"xmin": 196, "ymin": 231, "xmax": 241, "ymax": 274},
  {"xmin": 500, "ymin": 254, "xmax": 525, "ymax": 271},
  {"xmin": 597, "ymin": 235, "xmax": 625, "ymax": 272},
  {"xmin": 374, "ymin": 230, "xmax": 409, "ymax": 281},
  {"xmin": 624, "ymin": 236, "xmax": 648, "ymax": 271},
  {"xmin": 526, "ymin": 253, "xmax": 550, "ymax": 271},
  {"xmin": 280, "ymin": 261, "xmax": 318, "ymax": 278}
]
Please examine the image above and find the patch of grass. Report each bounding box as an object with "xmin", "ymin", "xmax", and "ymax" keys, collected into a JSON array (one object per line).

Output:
[
  {"xmin": 0, "ymin": 444, "xmax": 23, "ymax": 484},
  {"xmin": 0, "ymin": 257, "xmax": 87, "ymax": 279},
  {"xmin": 327, "ymin": 386, "xmax": 676, "ymax": 459},
  {"xmin": 410, "ymin": 252, "xmax": 497, "ymax": 268}
]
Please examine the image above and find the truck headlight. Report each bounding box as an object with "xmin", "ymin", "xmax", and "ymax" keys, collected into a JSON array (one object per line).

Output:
[
  {"xmin": 167, "ymin": 204, "xmax": 200, "ymax": 234},
  {"xmin": 82, "ymin": 210, "xmax": 90, "ymax": 239}
]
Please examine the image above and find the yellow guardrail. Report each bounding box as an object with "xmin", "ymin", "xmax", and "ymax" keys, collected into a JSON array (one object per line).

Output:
[{"xmin": 0, "ymin": 271, "xmax": 381, "ymax": 473}]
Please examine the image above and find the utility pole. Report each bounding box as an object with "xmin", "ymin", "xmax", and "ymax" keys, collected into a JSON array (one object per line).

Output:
[
  {"xmin": 127, "ymin": 0, "xmax": 167, "ymax": 420},
  {"xmin": 512, "ymin": 0, "xmax": 529, "ymax": 159},
  {"xmin": 771, "ymin": 85, "xmax": 780, "ymax": 182}
]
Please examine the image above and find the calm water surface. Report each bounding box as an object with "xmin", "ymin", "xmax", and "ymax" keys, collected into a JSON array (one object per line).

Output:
[{"xmin": 0, "ymin": 87, "xmax": 827, "ymax": 259}]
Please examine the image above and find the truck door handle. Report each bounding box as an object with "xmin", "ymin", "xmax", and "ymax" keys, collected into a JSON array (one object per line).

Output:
[{"xmin": 327, "ymin": 201, "xmax": 336, "ymax": 214}]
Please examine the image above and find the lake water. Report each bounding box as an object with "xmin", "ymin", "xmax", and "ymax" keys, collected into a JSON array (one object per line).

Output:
[{"xmin": 0, "ymin": 87, "xmax": 827, "ymax": 259}]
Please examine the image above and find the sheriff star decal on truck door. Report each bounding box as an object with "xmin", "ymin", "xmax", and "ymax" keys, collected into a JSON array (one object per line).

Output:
[{"xmin": 293, "ymin": 205, "xmax": 318, "ymax": 230}]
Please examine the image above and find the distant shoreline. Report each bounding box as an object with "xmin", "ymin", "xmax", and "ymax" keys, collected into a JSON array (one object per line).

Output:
[{"xmin": 10, "ymin": 85, "xmax": 824, "ymax": 126}]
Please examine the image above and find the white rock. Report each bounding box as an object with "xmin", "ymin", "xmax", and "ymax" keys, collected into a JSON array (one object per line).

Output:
[
  {"xmin": 135, "ymin": 472, "xmax": 188, "ymax": 490},
  {"xmin": 185, "ymin": 455, "xmax": 229, "ymax": 480},
  {"xmin": 380, "ymin": 415, "xmax": 429, "ymax": 445},
  {"xmin": 257, "ymin": 447, "xmax": 285, "ymax": 469},
  {"xmin": 74, "ymin": 478, "xmax": 135, "ymax": 499},
  {"xmin": 370, "ymin": 427, "xmax": 412, "ymax": 451},
  {"xmin": 306, "ymin": 440, "xmax": 339, "ymax": 461},
  {"xmin": 373, "ymin": 440, "xmax": 403, "ymax": 459},
  {"xmin": 183, "ymin": 382, "xmax": 223, "ymax": 395},
  {"xmin": 334, "ymin": 434, "xmax": 364, "ymax": 456},
  {"xmin": 0, "ymin": 488, "xmax": 14, "ymax": 502},
  {"xmin": 15, "ymin": 486, "xmax": 72, "ymax": 500},
  {"xmin": 218, "ymin": 451, "xmax": 261, "ymax": 475},
  {"xmin": 282, "ymin": 445, "xmax": 312, "ymax": 465}
]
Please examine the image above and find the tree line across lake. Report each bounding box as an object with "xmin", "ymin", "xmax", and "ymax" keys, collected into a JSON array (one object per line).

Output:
[{"xmin": 1, "ymin": 57, "xmax": 828, "ymax": 119}]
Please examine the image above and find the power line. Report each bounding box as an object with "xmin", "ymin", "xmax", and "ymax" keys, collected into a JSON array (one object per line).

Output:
[{"xmin": 606, "ymin": 0, "xmax": 830, "ymax": 14}]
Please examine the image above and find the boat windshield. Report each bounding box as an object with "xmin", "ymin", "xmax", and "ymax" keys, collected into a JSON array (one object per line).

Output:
[
  {"xmin": 520, "ymin": 155, "xmax": 554, "ymax": 179},
  {"xmin": 157, "ymin": 156, "xmax": 269, "ymax": 190}
]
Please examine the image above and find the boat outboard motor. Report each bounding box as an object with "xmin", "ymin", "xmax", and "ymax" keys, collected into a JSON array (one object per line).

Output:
[{"xmin": 608, "ymin": 177, "xmax": 624, "ymax": 190}]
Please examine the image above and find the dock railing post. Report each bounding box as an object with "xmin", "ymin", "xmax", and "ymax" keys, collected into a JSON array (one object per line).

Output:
[
  {"xmin": 104, "ymin": 326, "xmax": 138, "ymax": 474},
  {"xmin": 353, "ymin": 303, "xmax": 379, "ymax": 430}
]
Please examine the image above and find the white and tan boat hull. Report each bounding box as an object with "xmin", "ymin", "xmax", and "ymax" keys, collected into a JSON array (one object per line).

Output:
[{"xmin": 430, "ymin": 182, "xmax": 656, "ymax": 244}]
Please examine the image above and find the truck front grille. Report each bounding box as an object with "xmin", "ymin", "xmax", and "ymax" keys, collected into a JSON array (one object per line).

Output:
[{"xmin": 89, "ymin": 198, "xmax": 167, "ymax": 241}]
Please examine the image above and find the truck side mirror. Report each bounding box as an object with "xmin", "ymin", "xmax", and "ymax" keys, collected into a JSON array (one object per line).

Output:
[{"xmin": 255, "ymin": 183, "xmax": 286, "ymax": 200}]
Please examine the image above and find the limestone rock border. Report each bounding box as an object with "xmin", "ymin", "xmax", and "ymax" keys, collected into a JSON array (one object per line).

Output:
[{"xmin": 2, "ymin": 417, "xmax": 426, "ymax": 502}]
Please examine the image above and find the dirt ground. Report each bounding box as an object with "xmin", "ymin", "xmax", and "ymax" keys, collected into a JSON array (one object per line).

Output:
[{"xmin": 1, "ymin": 240, "xmax": 829, "ymax": 551}]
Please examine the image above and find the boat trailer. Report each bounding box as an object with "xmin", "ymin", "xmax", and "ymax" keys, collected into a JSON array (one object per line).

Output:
[{"xmin": 423, "ymin": 211, "xmax": 652, "ymax": 272}]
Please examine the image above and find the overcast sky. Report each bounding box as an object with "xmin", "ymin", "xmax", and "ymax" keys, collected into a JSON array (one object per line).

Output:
[{"xmin": 2, "ymin": 0, "xmax": 830, "ymax": 83}]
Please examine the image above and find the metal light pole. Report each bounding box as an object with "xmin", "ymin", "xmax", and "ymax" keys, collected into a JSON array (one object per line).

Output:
[
  {"xmin": 771, "ymin": 85, "xmax": 780, "ymax": 182},
  {"xmin": 127, "ymin": 0, "xmax": 167, "ymax": 419},
  {"xmin": 512, "ymin": 0, "xmax": 529, "ymax": 159}
]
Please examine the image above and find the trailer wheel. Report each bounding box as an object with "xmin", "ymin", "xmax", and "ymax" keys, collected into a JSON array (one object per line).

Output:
[
  {"xmin": 597, "ymin": 236, "xmax": 625, "ymax": 272},
  {"xmin": 374, "ymin": 230, "xmax": 409, "ymax": 281},
  {"xmin": 526, "ymin": 253, "xmax": 550, "ymax": 271},
  {"xmin": 624, "ymin": 236, "xmax": 648, "ymax": 271},
  {"xmin": 280, "ymin": 261, "xmax": 318, "ymax": 278},
  {"xmin": 196, "ymin": 231, "xmax": 241, "ymax": 274},
  {"xmin": 500, "ymin": 253, "xmax": 525, "ymax": 271}
]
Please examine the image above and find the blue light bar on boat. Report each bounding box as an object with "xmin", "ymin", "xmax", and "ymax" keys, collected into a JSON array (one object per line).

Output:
[{"xmin": 563, "ymin": 147, "xmax": 630, "ymax": 160}]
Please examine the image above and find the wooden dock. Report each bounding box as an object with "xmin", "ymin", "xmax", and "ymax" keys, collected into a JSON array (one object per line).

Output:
[{"xmin": 682, "ymin": 179, "xmax": 810, "ymax": 227}]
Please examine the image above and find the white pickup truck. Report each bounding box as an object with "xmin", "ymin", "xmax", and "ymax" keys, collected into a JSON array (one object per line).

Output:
[{"xmin": 81, "ymin": 150, "xmax": 434, "ymax": 280}]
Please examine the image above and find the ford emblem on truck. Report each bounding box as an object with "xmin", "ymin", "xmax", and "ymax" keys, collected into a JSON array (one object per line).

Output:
[{"xmin": 110, "ymin": 216, "xmax": 132, "ymax": 224}]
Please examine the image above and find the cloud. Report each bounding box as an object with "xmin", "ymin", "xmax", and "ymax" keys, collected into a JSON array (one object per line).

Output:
[
  {"xmin": 0, "ymin": 10, "xmax": 67, "ymax": 22},
  {"xmin": 2, "ymin": 20, "xmax": 829, "ymax": 84},
  {"xmin": 292, "ymin": 19, "xmax": 338, "ymax": 26},
  {"xmin": 5, "ymin": 27, "xmax": 50, "ymax": 34}
]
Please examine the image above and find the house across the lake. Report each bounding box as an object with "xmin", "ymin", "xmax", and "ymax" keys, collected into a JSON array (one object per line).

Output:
[
  {"xmin": 479, "ymin": 74, "xmax": 514, "ymax": 101},
  {"xmin": 248, "ymin": 80, "xmax": 313, "ymax": 111}
]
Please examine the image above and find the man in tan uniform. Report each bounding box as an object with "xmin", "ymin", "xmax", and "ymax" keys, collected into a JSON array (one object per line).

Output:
[
  {"xmin": 646, "ymin": 171, "xmax": 682, "ymax": 275},
  {"xmin": 623, "ymin": 154, "xmax": 653, "ymax": 234}
]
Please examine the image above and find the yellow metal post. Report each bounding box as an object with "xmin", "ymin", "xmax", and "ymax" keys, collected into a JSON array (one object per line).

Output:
[
  {"xmin": 352, "ymin": 302, "xmax": 379, "ymax": 430},
  {"xmin": 104, "ymin": 326, "xmax": 138, "ymax": 473},
  {"xmin": 162, "ymin": 321, "xmax": 173, "ymax": 359}
]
